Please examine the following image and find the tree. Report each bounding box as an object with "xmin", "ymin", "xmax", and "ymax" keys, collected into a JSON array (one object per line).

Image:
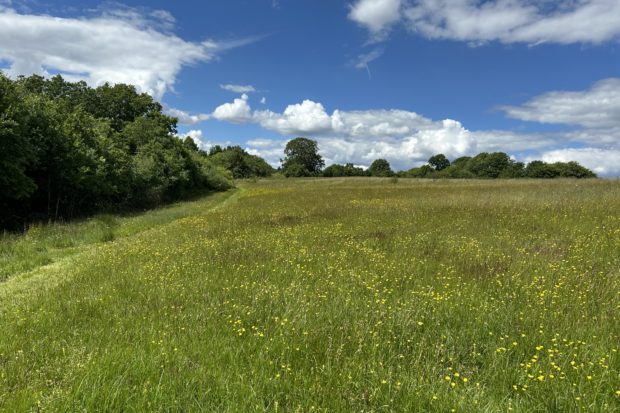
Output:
[
  {"xmin": 281, "ymin": 138, "xmax": 324, "ymax": 177},
  {"xmin": 208, "ymin": 146, "xmax": 273, "ymax": 179},
  {"xmin": 368, "ymin": 159, "xmax": 394, "ymax": 177},
  {"xmin": 208, "ymin": 145, "xmax": 223, "ymax": 156},
  {"xmin": 323, "ymin": 163, "xmax": 367, "ymax": 177},
  {"xmin": 283, "ymin": 163, "xmax": 310, "ymax": 178},
  {"xmin": 468, "ymin": 152, "xmax": 512, "ymax": 178},
  {"xmin": 0, "ymin": 74, "xmax": 234, "ymax": 229},
  {"xmin": 428, "ymin": 154, "xmax": 450, "ymax": 171},
  {"xmin": 525, "ymin": 161, "xmax": 559, "ymax": 178},
  {"xmin": 553, "ymin": 161, "xmax": 596, "ymax": 178},
  {"xmin": 407, "ymin": 164, "xmax": 434, "ymax": 178},
  {"xmin": 0, "ymin": 75, "xmax": 37, "ymax": 201}
]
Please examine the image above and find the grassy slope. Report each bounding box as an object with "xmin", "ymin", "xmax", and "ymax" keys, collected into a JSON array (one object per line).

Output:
[{"xmin": 0, "ymin": 179, "xmax": 619, "ymax": 412}]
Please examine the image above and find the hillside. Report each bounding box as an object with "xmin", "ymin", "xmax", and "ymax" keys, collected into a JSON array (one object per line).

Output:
[{"xmin": 1, "ymin": 179, "xmax": 619, "ymax": 412}]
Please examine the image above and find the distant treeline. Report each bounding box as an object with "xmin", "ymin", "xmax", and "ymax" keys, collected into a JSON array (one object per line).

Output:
[
  {"xmin": 0, "ymin": 74, "xmax": 240, "ymax": 230},
  {"xmin": 322, "ymin": 152, "xmax": 595, "ymax": 179},
  {"xmin": 279, "ymin": 138, "xmax": 596, "ymax": 179}
]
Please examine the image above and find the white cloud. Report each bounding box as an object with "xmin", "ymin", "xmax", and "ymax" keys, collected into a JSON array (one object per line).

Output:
[
  {"xmin": 353, "ymin": 47, "xmax": 385, "ymax": 77},
  {"xmin": 317, "ymin": 119, "xmax": 473, "ymax": 169},
  {"xmin": 403, "ymin": 0, "xmax": 620, "ymax": 45},
  {"xmin": 255, "ymin": 100, "xmax": 333, "ymax": 135},
  {"xmin": 165, "ymin": 107, "xmax": 210, "ymax": 125},
  {"xmin": 349, "ymin": 0, "xmax": 403, "ymax": 39},
  {"xmin": 535, "ymin": 147, "xmax": 620, "ymax": 177},
  {"xmin": 220, "ymin": 84, "xmax": 257, "ymax": 93},
  {"xmin": 238, "ymin": 101, "xmax": 475, "ymax": 170},
  {"xmin": 260, "ymin": 97, "xmax": 267, "ymax": 104},
  {"xmin": 471, "ymin": 130, "xmax": 559, "ymax": 153},
  {"xmin": 246, "ymin": 145, "xmax": 286, "ymax": 167},
  {"xmin": 500, "ymin": 78, "xmax": 620, "ymax": 128},
  {"xmin": 330, "ymin": 108, "xmax": 434, "ymax": 136},
  {"xmin": 212, "ymin": 93, "xmax": 253, "ymax": 123},
  {"xmin": 0, "ymin": 8, "xmax": 255, "ymax": 98},
  {"xmin": 349, "ymin": 1, "xmax": 620, "ymax": 45},
  {"xmin": 246, "ymin": 138, "xmax": 279, "ymax": 148}
]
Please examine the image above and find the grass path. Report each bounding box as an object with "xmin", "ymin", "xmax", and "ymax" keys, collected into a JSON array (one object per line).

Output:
[{"xmin": 0, "ymin": 189, "xmax": 238, "ymax": 306}]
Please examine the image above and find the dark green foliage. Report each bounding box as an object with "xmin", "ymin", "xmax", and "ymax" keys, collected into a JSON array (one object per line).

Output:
[
  {"xmin": 467, "ymin": 152, "xmax": 513, "ymax": 178},
  {"xmin": 525, "ymin": 160, "xmax": 596, "ymax": 178},
  {"xmin": 553, "ymin": 161, "xmax": 597, "ymax": 178},
  {"xmin": 525, "ymin": 160, "xmax": 559, "ymax": 178},
  {"xmin": 404, "ymin": 164, "xmax": 435, "ymax": 178},
  {"xmin": 399, "ymin": 153, "xmax": 595, "ymax": 180},
  {"xmin": 0, "ymin": 76, "xmax": 37, "ymax": 201},
  {"xmin": 323, "ymin": 163, "xmax": 368, "ymax": 177},
  {"xmin": 368, "ymin": 159, "xmax": 394, "ymax": 177},
  {"xmin": 282, "ymin": 138, "xmax": 324, "ymax": 177},
  {"xmin": 428, "ymin": 154, "xmax": 450, "ymax": 171},
  {"xmin": 283, "ymin": 162, "xmax": 311, "ymax": 178},
  {"xmin": 0, "ymin": 73, "xmax": 233, "ymax": 229},
  {"xmin": 209, "ymin": 146, "xmax": 274, "ymax": 179}
]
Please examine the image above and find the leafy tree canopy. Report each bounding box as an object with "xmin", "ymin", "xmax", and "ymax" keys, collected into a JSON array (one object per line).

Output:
[
  {"xmin": 282, "ymin": 138, "xmax": 324, "ymax": 177},
  {"xmin": 368, "ymin": 159, "xmax": 394, "ymax": 177},
  {"xmin": 208, "ymin": 146, "xmax": 274, "ymax": 179},
  {"xmin": 428, "ymin": 154, "xmax": 450, "ymax": 171},
  {"xmin": 0, "ymin": 73, "xmax": 233, "ymax": 230}
]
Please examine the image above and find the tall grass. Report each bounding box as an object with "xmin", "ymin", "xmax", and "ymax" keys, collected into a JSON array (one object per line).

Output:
[
  {"xmin": 0, "ymin": 179, "xmax": 618, "ymax": 412},
  {"xmin": 0, "ymin": 191, "xmax": 234, "ymax": 282}
]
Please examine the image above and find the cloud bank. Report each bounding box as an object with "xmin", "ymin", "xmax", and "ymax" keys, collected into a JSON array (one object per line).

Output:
[
  {"xmin": 500, "ymin": 78, "xmax": 620, "ymax": 128},
  {"xmin": 349, "ymin": 0, "xmax": 620, "ymax": 45},
  {"xmin": 0, "ymin": 7, "xmax": 253, "ymax": 98}
]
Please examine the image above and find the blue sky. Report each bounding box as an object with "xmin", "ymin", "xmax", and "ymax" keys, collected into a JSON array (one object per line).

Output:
[{"xmin": 1, "ymin": 0, "xmax": 619, "ymax": 175}]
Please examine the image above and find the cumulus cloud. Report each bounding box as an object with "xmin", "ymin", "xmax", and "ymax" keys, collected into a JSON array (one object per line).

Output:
[
  {"xmin": 349, "ymin": 0, "xmax": 403, "ymax": 39},
  {"xmin": 500, "ymin": 78, "xmax": 620, "ymax": 128},
  {"xmin": 165, "ymin": 107, "xmax": 210, "ymax": 125},
  {"xmin": 255, "ymin": 100, "xmax": 333, "ymax": 135},
  {"xmin": 0, "ymin": 7, "xmax": 255, "ymax": 98},
  {"xmin": 220, "ymin": 84, "xmax": 257, "ymax": 93},
  {"xmin": 212, "ymin": 94, "xmax": 253, "ymax": 123},
  {"xmin": 350, "ymin": 0, "xmax": 620, "ymax": 45},
  {"xmin": 231, "ymin": 99, "xmax": 475, "ymax": 169}
]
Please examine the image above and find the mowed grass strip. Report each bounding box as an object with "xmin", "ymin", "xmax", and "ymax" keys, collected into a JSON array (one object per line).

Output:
[
  {"xmin": 0, "ymin": 190, "xmax": 235, "ymax": 283},
  {"xmin": 0, "ymin": 179, "xmax": 619, "ymax": 412}
]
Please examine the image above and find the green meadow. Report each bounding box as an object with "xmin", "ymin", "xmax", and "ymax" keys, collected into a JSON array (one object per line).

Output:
[{"xmin": 1, "ymin": 179, "xmax": 619, "ymax": 412}]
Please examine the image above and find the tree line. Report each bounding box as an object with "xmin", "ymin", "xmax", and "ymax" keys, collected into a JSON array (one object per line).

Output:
[
  {"xmin": 280, "ymin": 138, "xmax": 596, "ymax": 179},
  {"xmin": 0, "ymin": 74, "xmax": 241, "ymax": 230}
]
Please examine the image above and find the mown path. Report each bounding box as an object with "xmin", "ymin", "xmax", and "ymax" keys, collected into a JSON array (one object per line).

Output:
[{"xmin": 0, "ymin": 189, "xmax": 240, "ymax": 307}]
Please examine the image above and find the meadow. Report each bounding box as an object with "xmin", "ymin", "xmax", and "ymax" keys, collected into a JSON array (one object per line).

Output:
[{"xmin": 0, "ymin": 178, "xmax": 618, "ymax": 412}]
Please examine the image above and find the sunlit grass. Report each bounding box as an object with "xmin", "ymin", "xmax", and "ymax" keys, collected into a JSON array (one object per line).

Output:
[
  {"xmin": 0, "ymin": 178, "xmax": 618, "ymax": 412},
  {"xmin": 0, "ymin": 190, "xmax": 234, "ymax": 282}
]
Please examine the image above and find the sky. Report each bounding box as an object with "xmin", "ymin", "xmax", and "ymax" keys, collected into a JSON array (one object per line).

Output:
[{"xmin": 0, "ymin": 0, "xmax": 619, "ymax": 175}]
